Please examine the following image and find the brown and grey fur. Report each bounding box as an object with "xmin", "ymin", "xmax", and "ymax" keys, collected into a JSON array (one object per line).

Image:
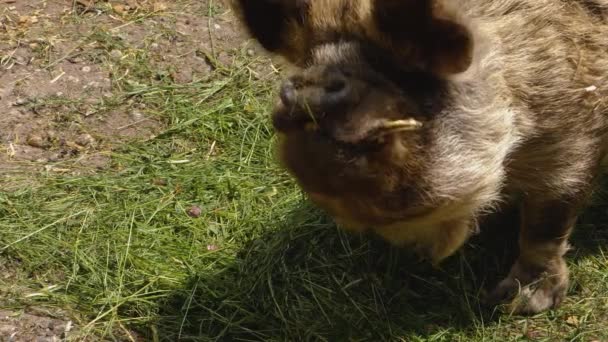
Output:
[{"xmin": 227, "ymin": 0, "xmax": 608, "ymax": 314}]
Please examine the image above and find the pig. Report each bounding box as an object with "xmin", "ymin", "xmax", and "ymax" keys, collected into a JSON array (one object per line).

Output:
[{"xmin": 227, "ymin": 0, "xmax": 608, "ymax": 314}]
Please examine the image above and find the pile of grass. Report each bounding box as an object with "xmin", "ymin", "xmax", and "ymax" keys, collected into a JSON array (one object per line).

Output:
[{"xmin": 1, "ymin": 53, "xmax": 608, "ymax": 341}]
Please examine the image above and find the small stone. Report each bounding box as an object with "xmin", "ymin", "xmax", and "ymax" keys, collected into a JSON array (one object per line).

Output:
[
  {"xmin": 246, "ymin": 48, "xmax": 255, "ymax": 57},
  {"xmin": 214, "ymin": 23, "xmax": 221, "ymax": 30},
  {"xmin": 13, "ymin": 97, "xmax": 28, "ymax": 106},
  {"xmin": 67, "ymin": 56, "xmax": 84, "ymax": 64},
  {"xmin": 171, "ymin": 70, "xmax": 192, "ymax": 84},
  {"xmin": 0, "ymin": 325, "xmax": 15, "ymax": 335},
  {"xmin": 84, "ymin": 81, "xmax": 100, "ymax": 89},
  {"xmin": 48, "ymin": 153, "xmax": 61, "ymax": 162},
  {"xmin": 27, "ymin": 134, "xmax": 48, "ymax": 148},
  {"xmin": 109, "ymin": 49, "xmax": 123, "ymax": 61},
  {"xmin": 152, "ymin": 178, "xmax": 167, "ymax": 186},
  {"xmin": 153, "ymin": 2, "xmax": 167, "ymax": 11},
  {"xmin": 566, "ymin": 315, "xmax": 579, "ymax": 327},
  {"xmin": 113, "ymin": 4, "xmax": 126, "ymax": 15},
  {"xmin": 585, "ymin": 85, "xmax": 597, "ymax": 92},
  {"xmin": 187, "ymin": 206, "xmax": 202, "ymax": 218},
  {"xmin": 81, "ymin": 66, "xmax": 92, "ymax": 73},
  {"xmin": 130, "ymin": 110, "xmax": 144, "ymax": 120},
  {"xmin": 75, "ymin": 133, "xmax": 95, "ymax": 147}
]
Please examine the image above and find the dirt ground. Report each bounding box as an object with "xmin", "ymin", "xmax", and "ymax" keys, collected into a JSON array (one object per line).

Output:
[
  {"xmin": 1, "ymin": 0, "xmax": 251, "ymax": 340},
  {"xmin": 0, "ymin": 0, "xmax": 247, "ymax": 178}
]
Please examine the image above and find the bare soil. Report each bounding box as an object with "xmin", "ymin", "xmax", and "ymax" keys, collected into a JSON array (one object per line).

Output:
[
  {"xmin": 0, "ymin": 0, "xmax": 249, "ymax": 179},
  {"xmin": 0, "ymin": 0, "xmax": 252, "ymax": 339}
]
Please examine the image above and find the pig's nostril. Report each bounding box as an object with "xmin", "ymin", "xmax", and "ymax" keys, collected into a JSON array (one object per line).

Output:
[
  {"xmin": 280, "ymin": 80, "xmax": 297, "ymax": 107},
  {"xmin": 322, "ymin": 78, "xmax": 350, "ymax": 107},
  {"xmin": 325, "ymin": 78, "xmax": 346, "ymax": 93}
]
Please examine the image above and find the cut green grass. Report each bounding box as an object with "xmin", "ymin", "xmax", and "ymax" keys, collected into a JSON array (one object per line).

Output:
[{"xmin": 2, "ymin": 47, "xmax": 608, "ymax": 342}]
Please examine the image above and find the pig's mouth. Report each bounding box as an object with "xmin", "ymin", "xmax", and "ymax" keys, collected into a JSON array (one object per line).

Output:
[{"xmin": 272, "ymin": 98, "xmax": 423, "ymax": 147}]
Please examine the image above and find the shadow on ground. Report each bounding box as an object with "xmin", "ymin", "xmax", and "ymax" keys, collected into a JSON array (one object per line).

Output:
[{"xmin": 150, "ymin": 194, "xmax": 608, "ymax": 341}]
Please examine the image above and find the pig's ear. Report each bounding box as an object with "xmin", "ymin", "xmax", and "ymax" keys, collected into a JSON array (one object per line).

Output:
[
  {"xmin": 227, "ymin": 0, "xmax": 311, "ymax": 64},
  {"xmin": 371, "ymin": 0, "xmax": 474, "ymax": 75}
]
